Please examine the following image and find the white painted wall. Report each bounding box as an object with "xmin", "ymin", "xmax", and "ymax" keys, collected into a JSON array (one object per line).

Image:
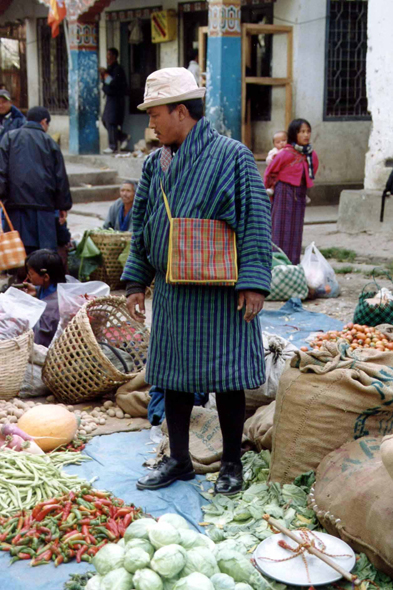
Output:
[
  {"xmin": 364, "ymin": 0, "xmax": 393, "ymax": 191},
  {"xmin": 253, "ymin": 0, "xmax": 371, "ymax": 184}
]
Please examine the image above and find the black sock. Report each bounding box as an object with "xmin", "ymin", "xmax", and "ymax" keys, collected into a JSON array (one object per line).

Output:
[
  {"xmin": 165, "ymin": 389, "xmax": 194, "ymax": 462},
  {"xmin": 216, "ymin": 389, "xmax": 245, "ymax": 464}
]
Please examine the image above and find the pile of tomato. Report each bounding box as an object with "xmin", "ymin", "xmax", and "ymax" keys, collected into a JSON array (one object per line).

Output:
[{"xmin": 305, "ymin": 323, "xmax": 393, "ymax": 352}]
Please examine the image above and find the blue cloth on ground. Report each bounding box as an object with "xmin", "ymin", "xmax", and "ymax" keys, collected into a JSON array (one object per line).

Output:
[
  {"xmin": 148, "ymin": 387, "xmax": 209, "ymax": 425},
  {"xmin": 259, "ymin": 297, "xmax": 343, "ymax": 348},
  {"xmin": 0, "ymin": 430, "xmax": 206, "ymax": 590}
]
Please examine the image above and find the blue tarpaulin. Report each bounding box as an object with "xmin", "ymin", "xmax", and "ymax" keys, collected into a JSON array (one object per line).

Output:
[
  {"xmin": 0, "ymin": 430, "xmax": 206, "ymax": 590},
  {"xmin": 259, "ymin": 298, "xmax": 343, "ymax": 348}
]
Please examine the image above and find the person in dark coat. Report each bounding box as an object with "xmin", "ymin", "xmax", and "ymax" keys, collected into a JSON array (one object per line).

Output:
[
  {"xmin": 0, "ymin": 106, "xmax": 72, "ymax": 256},
  {"xmin": 101, "ymin": 48, "xmax": 129, "ymax": 154},
  {"xmin": 0, "ymin": 89, "xmax": 25, "ymax": 141}
]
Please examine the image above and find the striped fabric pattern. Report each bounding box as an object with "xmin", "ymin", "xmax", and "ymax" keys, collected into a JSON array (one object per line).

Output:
[
  {"xmin": 271, "ymin": 180, "xmax": 307, "ymax": 265},
  {"xmin": 122, "ymin": 117, "xmax": 272, "ymax": 393},
  {"xmin": 168, "ymin": 217, "xmax": 237, "ymax": 285}
]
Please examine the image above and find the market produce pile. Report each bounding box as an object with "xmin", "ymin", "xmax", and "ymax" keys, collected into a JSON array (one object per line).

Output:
[
  {"xmin": 304, "ymin": 323, "xmax": 393, "ymax": 352},
  {"xmin": 0, "ymin": 485, "xmax": 142, "ymax": 567}
]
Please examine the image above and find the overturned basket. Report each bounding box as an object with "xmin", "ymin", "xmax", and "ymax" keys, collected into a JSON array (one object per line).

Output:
[
  {"xmin": 0, "ymin": 330, "xmax": 34, "ymax": 400},
  {"xmin": 42, "ymin": 296, "xmax": 149, "ymax": 404},
  {"xmin": 90, "ymin": 231, "xmax": 132, "ymax": 290}
]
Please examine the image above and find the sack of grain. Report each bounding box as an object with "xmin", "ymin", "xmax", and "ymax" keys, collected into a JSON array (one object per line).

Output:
[
  {"xmin": 270, "ymin": 340, "xmax": 393, "ymax": 483},
  {"xmin": 244, "ymin": 401, "xmax": 275, "ymax": 451},
  {"xmin": 312, "ymin": 436, "xmax": 393, "ymax": 577}
]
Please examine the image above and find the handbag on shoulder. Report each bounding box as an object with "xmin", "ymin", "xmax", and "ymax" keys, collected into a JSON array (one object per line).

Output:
[
  {"xmin": 161, "ymin": 182, "xmax": 238, "ymax": 286},
  {"xmin": 0, "ymin": 201, "xmax": 26, "ymax": 271}
]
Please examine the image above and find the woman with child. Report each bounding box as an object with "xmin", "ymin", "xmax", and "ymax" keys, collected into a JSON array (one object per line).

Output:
[{"xmin": 264, "ymin": 119, "xmax": 319, "ymax": 265}]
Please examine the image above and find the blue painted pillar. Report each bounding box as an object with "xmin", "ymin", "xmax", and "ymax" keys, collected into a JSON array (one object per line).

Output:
[
  {"xmin": 206, "ymin": 0, "xmax": 242, "ymax": 140},
  {"xmin": 68, "ymin": 19, "xmax": 100, "ymax": 154}
]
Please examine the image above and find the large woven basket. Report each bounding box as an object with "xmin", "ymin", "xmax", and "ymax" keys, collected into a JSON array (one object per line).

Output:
[
  {"xmin": 0, "ymin": 330, "xmax": 34, "ymax": 400},
  {"xmin": 89, "ymin": 231, "xmax": 132, "ymax": 290},
  {"xmin": 42, "ymin": 296, "xmax": 149, "ymax": 404}
]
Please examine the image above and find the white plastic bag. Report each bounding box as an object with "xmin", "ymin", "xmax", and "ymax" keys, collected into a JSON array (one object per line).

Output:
[
  {"xmin": 51, "ymin": 281, "xmax": 110, "ymax": 344},
  {"xmin": 0, "ymin": 287, "xmax": 47, "ymax": 338},
  {"xmin": 300, "ymin": 242, "xmax": 340, "ymax": 298}
]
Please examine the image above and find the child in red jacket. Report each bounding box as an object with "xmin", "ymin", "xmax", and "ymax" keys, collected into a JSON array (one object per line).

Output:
[{"xmin": 264, "ymin": 118, "xmax": 319, "ymax": 265}]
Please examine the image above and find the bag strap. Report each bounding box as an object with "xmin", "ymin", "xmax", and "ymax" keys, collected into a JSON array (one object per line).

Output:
[
  {"xmin": 160, "ymin": 181, "xmax": 172, "ymax": 221},
  {"xmin": 0, "ymin": 201, "xmax": 14, "ymax": 233}
]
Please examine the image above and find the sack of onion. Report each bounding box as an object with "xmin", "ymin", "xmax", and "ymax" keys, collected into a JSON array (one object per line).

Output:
[{"xmin": 303, "ymin": 323, "xmax": 393, "ymax": 353}]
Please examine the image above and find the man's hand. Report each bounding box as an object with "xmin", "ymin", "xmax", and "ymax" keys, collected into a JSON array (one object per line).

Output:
[
  {"xmin": 237, "ymin": 290, "xmax": 265, "ymax": 323},
  {"xmin": 59, "ymin": 210, "xmax": 67, "ymax": 225},
  {"xmin": 127, "ymin": 293, "xmax": 146, "ymax": 323}
]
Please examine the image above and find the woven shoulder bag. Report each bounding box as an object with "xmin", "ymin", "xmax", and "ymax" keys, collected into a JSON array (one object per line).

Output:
[{"xmin": 161, "ymin": 182, "xmax": 238, "ymax": 286}]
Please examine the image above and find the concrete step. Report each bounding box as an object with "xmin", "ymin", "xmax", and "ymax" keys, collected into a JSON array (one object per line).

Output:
[
  {"xmin": 70, "ymin": 184, "xmax": 121, "ymax": 204},
  {"xmin": 65, "ymin": 154, "xmax": 144, "ymax": 181},
  {"xmin": 67, "ymin": 166, "xmax": 119, "ymax": 187},
  {"xmin": 304, "ymin": 205, "xmax": 338, "ymax": 225}
]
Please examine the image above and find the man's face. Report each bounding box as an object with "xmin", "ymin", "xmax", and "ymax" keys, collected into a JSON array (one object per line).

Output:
[
  {"xmin": 107, "ymin": 51, "xmax": 116, "ymax": 66},
  {"xmin": 147, "ymin": 105, "xmax": 182, "ymax": 146},
  {"xmin": 0, "ymin": 97, "xmax": 11, "ymax": 116},
  {"xmin": 41, "ymin": 119, "xmax": 50, "ymax": 133}
]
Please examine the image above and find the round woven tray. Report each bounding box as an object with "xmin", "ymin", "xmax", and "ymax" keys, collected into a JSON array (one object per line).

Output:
[
  {"xmin": 0, "ymin": 330, "xmax": 34, "ymax": 400},
  {"xmin": 89, "ymin": 231, "xmax": 132, "ymax": 290},
  {"xmin": 42, "ymin": 296, "xmax": 149, "ymax": 404}
]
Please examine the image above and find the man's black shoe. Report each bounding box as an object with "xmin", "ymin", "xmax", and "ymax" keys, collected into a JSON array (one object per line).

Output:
[
  {"xmin": 136, "ymin": 455, "xmax": 195, "ymax": 490},
  {"xmin": 214, "ymin": 461, "xmax": 243, "ymax": 495}
]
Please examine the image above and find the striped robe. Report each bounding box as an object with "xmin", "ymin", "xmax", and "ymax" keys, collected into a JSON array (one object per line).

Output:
[{"xmin": 122, "ymin": 118, "xmax": 272, "ymax": 393}]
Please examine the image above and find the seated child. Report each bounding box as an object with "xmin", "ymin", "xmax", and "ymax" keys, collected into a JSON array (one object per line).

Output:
[
  {"xmin": 266, "ymin": 130, "xmax": 288, "ymax": 198},
  {"xmin": 22, "ymin": 249, "xmax": 66, "ymax": 347}
]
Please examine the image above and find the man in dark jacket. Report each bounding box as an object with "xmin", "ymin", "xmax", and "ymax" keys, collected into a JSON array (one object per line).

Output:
[
  {"xmin": 101, "ymin": 47, "xmax": 129, "ymax": 154},
  {"xmin": 0, "ymin": 106, "xmax": 72, "ymax": 255},
  {"xmin": 0, "ymin": 89, "xmax": 25, "ymax": 141}
]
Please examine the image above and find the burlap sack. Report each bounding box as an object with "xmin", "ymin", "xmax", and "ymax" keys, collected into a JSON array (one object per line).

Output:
[
  {"xmin": 244, "ymin": 401, "xmax": 275, "ymax": 451},
  {"xmin": 159, "ymin": 407, "xmax": 224, "ymax": 473},
  {"xmin": 270, "ymin": 341, "xmax": 393, "ymax": 483},
  {"xmin": 116, "ymin": 383, "xmax": 150, "ymax": 418},
  {"xmin": 312, "ymin": 436, "xmax": 393, "ymax": 577}
]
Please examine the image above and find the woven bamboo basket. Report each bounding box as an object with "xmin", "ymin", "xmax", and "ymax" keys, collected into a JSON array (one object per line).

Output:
[
  {"xmin": 0, "ymin": 330, "xmax": 34, "ymax": 400},
  {"xmin": 89, "ymin": 231, "xmax": 132, "ymax": 290},
  {"xmin": 42, "ymin": 296, "xmax": 149, "ymax": 404}
]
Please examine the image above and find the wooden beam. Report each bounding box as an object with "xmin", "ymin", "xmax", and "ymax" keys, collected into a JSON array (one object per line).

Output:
[
  {"xmin": 198, "ymin": 26, "xmax": 208, "ymax": 87},
  {"xmin": 245, "ymin": 77, "xmax": 289, "ymax": 86},
  {"xmin": 285, "ymin": 27, "xmax": 293, "ymax": 128},
  {"xmin": 243, "ymin": 24, "xmax": 292, "ymax": 35},
  {"xmin": 241, "ymin": 23, "xmax": 248, "ymax": 146}
]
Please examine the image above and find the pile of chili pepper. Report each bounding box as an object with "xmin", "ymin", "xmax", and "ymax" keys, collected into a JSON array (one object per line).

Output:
[
  {"xmin": 0, "ymin": 486, "xmax": 142, "ymax": 567},
  {"xmin": 54, "ymin": 436, "xmax": 90, "ymax": 454}
]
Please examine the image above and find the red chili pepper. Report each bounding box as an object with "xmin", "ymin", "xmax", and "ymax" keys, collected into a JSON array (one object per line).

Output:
[
  {"xmin": 117, "ymin": 521, "xmax": 125, "ymax": 537},
  {"xmin": 61, "ymin": 501, "xmax": 72, "ymax": 522},
  {"xmin": 11, "ymin": 534, "xmax": 22, "ymax": 546},
  {"xmin": 115, "ymin": 507, "xmax": 133, "ymax": 518},
  {"xmin": 122, "ymin": 513, "xmax": 133, "ymax": 529},
  {"xmin": 35, "ymin": 505, "xmax": 62, "ymax": 522},
  {"xmin": 0, "ymin": 543, "xmax": 12, "ymax": 551},
  {"xmin": 79, "ymin": 518, "xmax": 94, "ymax": 525},
  {"xmin": 93, "ymin": 491, "xmax": 111, "ymax": 499},
  {"xmin": 18, "ymin": 552, "xmax": 31, "ymax": 560},
  {"xmin": 76, "ymin": 545, "xmax": 88, "ymax": 563},
  {"xmin": 87, "ymin": 534, "xmax": 97, "ymax": 545},
  {"xmin": 82, "ymin": 495, "xmax": 96, "ymax": 502},
  {"xmin": 16, "ymin": 516, "xmax": 24, "ymax": 533},
  {"xmin": 106, "ymin": 519, "xmax": 118, "ymax": 536},
  {"xmin": 38, "ymin": 526, "xmax": 51, "ymax": 534},
  {"xmin": 54, "ymin": 554, "xmax": 64, "ymax": 567},
  {"xmin": 62, "ymin": 530, "xmax": 81, "ymax": 542}
]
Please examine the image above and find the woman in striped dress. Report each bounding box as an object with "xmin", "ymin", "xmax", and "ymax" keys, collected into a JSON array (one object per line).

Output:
[
  {"xmin": 264, "ymin": 119, "xmax": 319, "ymax": 265},
  {"xmin": 122, "ymin": 67, "xmax": 272, "ymax": 496}
]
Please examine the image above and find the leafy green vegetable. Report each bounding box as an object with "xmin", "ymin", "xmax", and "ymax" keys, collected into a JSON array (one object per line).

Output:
[
  {"xmin": 92, "ymin": 543, "xmax": 125, "ymax": 576},
  {"xmin": 181, "ymin": 546, "xmax": 220, "ymax": 578},
  {"xmin": 151, "ymin": 544, "xmax": 187, "ymax": 579},
  {"xmin": 174, "ymin": 572, "xmax": 215, "ymax": 590},
  {"xmin": 134, "ymin": 568, "xmax": 164, "ymax": 590},
  {"xmin": 123, "ymin": 546, "xmax": 151, "ymax": 574},
  {"xmin": 124, "ymin": 518, "xmax": 157, "ymax": 542},
  {"xmin": 125, "ymin": 538, "xmax": 155, "ymax": 559},
  {"xmin": 149, "ymin": 522, "xmax": 181, "ymax": 549},
  {"xmin": 159, "ymin": 513, "xmax": 190, "ymax": 530},
  {"xmin": 101, "ymin": 567, "xmax": 134, "ymax": 590},
  {"xmin": 211, "ymin": 572, "xmax": 236, "ymax": 589}
]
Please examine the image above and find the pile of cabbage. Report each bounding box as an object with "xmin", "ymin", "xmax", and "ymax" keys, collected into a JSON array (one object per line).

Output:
[{"xmin": 86, "ymin": 512, "xmax": 274, "ymax": 590}]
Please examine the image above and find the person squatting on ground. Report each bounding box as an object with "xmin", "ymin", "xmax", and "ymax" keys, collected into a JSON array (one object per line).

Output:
[
  {"xmin": 122, "ymin": 67, "xmax": 272, "ymax": 496},
  {"xmin": 100, "ymin": 48, "xmax": 129, "ymax": 154},
  {"xmin": 0, "ymin": 106, "xmax": 72, "ymax": 256},
  {"xmin": 21, "ymin": 249, "xmax": 66, "ymax": 347},
  {"xmin": 0, "ymin": 89, "xmax": 25, "ymax": 142},
  {"xmin": 103, "ymin": 180, "xmax": 136, "ymax": 232},
  {"xmin": 264, "ymin": 118, "xmax": 319, "ymax": 265}
]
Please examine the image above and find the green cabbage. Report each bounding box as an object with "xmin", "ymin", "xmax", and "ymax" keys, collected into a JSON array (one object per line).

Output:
[
  {"xmin": 133, "ymin": 568, "xmax": 163, "ymax": 590},
  {"xmin": 235, "ymin": 585, "xmax": 253, "ymax": 590},
  {"xmin": 149, "ymin": 522, "xmax": 180, "ymax": 549},
  {"xmin": 215, "ymin": 539, "xmax": 248, "ymax": 557},
  {"xmin": 123, "ymin": 546, "xmax": 151, "ymax": 574},
  {"xmin": 207, "ymin": 527, "xmax": 225, "ymax": 543},
  {"xmin": 92, "ymin": 543, "xmax": 125, "ymax": 575},
  {"xmin": 125, "ymin": 538, "xmax": 155, "ymax": 559},
  {"xmin": 174, "ymin": 572, "xmax": 215, "ymax": 590},
  {"xmin": 178, "ymin": 529, "xmax": 198, "ymax": 550},
  {"xmin": 118, "ymin": 539, "xmax": 125, "ymax": 548},
  {"xmin": 85, "ymin": 575, "xmax": 102, "ymax": 590},
  {"xmin": 211, "ymin": 573, "xmax": 236, "ymax": 589},
  {"xmin": 235, "ymin": 534, "xmax": 259, "ymax": 552},
  {"xmin": 163, "ymin": 578, "xmax": 180, "ymax": 590},
  {"xmin": 124, "ymin": 518, "xmax": 157, "ymax": 542},
  {"xmin": 216, "ymin": 549, "xmax": 266, "ymax": 590},
  {"xmin": 192, "ymin": 533, "xmax": 216, "ymax": 554},
  {"xmin": 182, "ymin": 546, "xmax": 219, "ymax": 578},
  {"xmin": 101, "ymin": 567, "xmax": 134, "ymax": 590},
  {"xmin": 159, "ymin": 513, "xmax": 190, "ymax": 530},
  {"xmin": 151, "ymin": 544, "xmax": 187, "ymax": 578}
]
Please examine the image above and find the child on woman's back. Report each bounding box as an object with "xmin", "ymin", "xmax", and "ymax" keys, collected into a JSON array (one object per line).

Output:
[{"xmin": 266, "ymin": 131, "xmax": 288, "ymax": 198}]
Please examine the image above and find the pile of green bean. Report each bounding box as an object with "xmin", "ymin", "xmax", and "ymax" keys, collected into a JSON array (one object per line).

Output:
[{"xmin": 0, "ymin": 449, "xmax": 91, "ymax": 517}]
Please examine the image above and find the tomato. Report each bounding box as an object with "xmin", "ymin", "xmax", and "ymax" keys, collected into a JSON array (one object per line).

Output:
[{"xmin": 300, "ymin": 346, "xmax": 309, "ymax": 352}]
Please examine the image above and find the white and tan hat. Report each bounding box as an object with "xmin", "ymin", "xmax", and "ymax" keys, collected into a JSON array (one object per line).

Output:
[{"xmin": 137, "ymin": 67, "xmax": 206, "ymax": 111}]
